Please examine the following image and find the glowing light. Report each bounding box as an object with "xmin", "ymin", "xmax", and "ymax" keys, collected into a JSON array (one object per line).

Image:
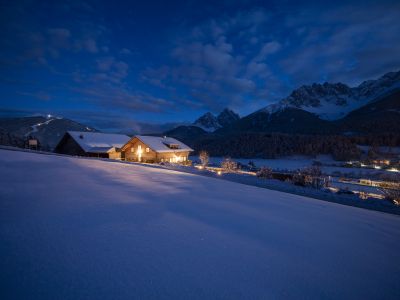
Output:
[
  {"xmin": 360, "ymin": 163, "xmax": 366, "ymax": 167},
  {"xmin": 388, "ymin": 168, "xmax": 399, "ymax": 172},
  {"xmin": 374, "ymin": 165, "xmax": 381, "ymax": 169},
  {"xmin": 137, "ymin": 145, "xmax": 143, "ymax": 162},
  {"xmin": 217, "ymin": 170, "xmax": 222, "ymax": 175}
]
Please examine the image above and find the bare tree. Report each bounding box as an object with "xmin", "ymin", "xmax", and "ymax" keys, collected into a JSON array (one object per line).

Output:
[
  {"xmin": 380, "ymin": 174, "xmax": 400, "ymax": 205},
  {"xmin": 292, "ymin": 165, "xmax": 327, "ymax": 189},
  {"xmin": 381, "ymin": 185, "xmax": 400, "ymax": 206},
  {"xmin": 221, "ymin": 157, "xmax": 237, "ymax": 173},
  {"xmin": 256, "ymin": 166, "xmax": 273, "ymax": 179},
  {"xmin": 199, "ymin": 150, "xmax": 209, "ymax": 168}
]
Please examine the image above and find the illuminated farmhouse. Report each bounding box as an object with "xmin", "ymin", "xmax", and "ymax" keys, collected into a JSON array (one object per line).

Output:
[{"xmin": 121, "ymin": 135, "xmax": 193, "ymax": 163}]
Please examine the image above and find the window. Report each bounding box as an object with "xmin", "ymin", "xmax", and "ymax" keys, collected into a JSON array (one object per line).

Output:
[
  {"xmin": 146, "ymin": 147, "xmax": 150, "ymax": 153},
  {"xmin": 130, "ymin": 147, "xmax": 134, "ymax": 153},
  {"xmin": 138, "ymin": 145, "xmax": 142, "ymax": 152},
  {"xmin": 163, "ymin": 142, "xmax": 179, "ymax": 149}
]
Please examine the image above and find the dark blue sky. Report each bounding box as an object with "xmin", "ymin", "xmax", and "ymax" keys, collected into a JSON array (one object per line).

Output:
[{"xmin": 0, "ymin": 0, "xmax": 399, "ymax": 131}]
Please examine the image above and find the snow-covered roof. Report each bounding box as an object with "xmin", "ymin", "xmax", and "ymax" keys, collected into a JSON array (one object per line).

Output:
[
  {"xmin": 67, "ymin": 131, "xmax": 130, "ymax": 153},
  {"xmin": 134, "ymin": 135, "xmax": 194, "ymax": 153}
]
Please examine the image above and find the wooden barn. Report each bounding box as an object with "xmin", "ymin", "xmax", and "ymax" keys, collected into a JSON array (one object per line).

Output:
[
  {"xmin": 121, "ymin": 135, "xmax": 193, "ymax": 163},
  {"xmin": 54, "ymin": 131, "xmax": 130, "ymax": 159}
]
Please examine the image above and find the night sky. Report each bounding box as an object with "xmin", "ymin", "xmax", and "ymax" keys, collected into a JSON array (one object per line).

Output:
[{"xmin": 1, "ymin": 0, "xmax": 399, "ymax": 131}]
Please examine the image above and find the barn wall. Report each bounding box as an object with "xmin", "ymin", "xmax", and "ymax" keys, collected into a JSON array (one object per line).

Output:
[
  {"xmin": 54, "ymin": 134, "xmax": 86, "ymax": 156},
  {"xmin": 156, "ymin": 151, "xmax": 190, "ymax": 163},
  {"xmin": 86, "ymin": 152, "xmax": 109, "ymax": 158},
  {"xmin": 108, "ymin": 149, "xmax": 122, "ymax": 160}
]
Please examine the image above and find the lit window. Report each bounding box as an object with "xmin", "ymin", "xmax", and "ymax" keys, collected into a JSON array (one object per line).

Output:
[
  {"xmin": 146, "ymin": 147, "xmax": 150, "ymax": 153},
  {"xmin": 130, "ymin": 147, "xmax": 134, "ymax": 153}
]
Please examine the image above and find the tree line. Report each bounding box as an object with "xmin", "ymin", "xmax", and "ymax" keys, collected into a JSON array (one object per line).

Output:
[{"xmin": 188, "ymin": 132, "xmax": 398, "ymax": 161}]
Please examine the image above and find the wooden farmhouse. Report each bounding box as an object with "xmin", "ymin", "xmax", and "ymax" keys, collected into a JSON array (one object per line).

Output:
[
  {"xmin": 54, "ymin": 131, "xmax": 130, "ymax": 159},
  {"xmin": 121, "ymin": 135, "xmax": 193, "ymax": 163}
]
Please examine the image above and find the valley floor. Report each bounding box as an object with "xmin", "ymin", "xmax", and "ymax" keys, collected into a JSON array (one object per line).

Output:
[{"xmin": 1, "ymin": 149, "xmax": 400, "ymax": 299}]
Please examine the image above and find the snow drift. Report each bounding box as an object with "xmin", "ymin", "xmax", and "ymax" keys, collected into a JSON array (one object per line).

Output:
[{"xmin": 0, "ymin": 149, "xmax": 399, "ymax": 299}]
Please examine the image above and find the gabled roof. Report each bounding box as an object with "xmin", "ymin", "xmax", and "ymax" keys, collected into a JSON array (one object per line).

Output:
[
  {"xmin": 125, "ymin": 135, "xmax": 194, "ymax": 153},
  {"xmin": 67, "ymin": 131, "xmax": 131, "ymax": 153}
]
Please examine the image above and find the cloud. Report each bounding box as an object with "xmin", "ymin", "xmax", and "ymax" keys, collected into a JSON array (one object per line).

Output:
[
  {"xmin": 80, "ymin": 38, "xmax": 98, "ymax": 53},
  {"xmin": 279, "ymin": 2, "xmax": 400, "ymax": 86},
  {"xmin": 74, "ymin": 85, "xmax": 173, "ymax": 113},
  {"xmin": 254, "ymin": 41, "xmax": 281, "ymax": 62},
  {"xmin": 120, "ymin": 48, "xmax": 132, "ymax": 55},
  {"xmin": 142, "ymin": 2, "xmax": 400, "ymax": 114},
  {"xmin": 93, "ymin": 56, "xmax": 129, "ymax": 83},
  {"xmin": 18, "ymin": 91, "xmax": 52, "ymax": 101},
  {"xmin": 143, "ymin": 8, "xmax": 278, "ymax": 112}
]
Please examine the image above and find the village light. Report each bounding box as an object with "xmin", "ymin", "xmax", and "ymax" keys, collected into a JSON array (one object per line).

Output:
[
  {"xmin": 374, "ymin": 165, "xmax": 381, "ymax": 169},
  {"xmin": 217, "ymin": 170, "xmax": 222, "ymax": 175},
  {"xmin": 388, "ymin": 168, "xmax": 399, "ymax": 172}
]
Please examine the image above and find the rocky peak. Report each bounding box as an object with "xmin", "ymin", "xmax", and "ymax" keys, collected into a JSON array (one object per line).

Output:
[
  {"xmin": 261, "ymin": 70, "xmax": 400, "ymax": 120},
  {"xmin": 217, "ymin": 108, "xmax": 240, "ymax": 127},
  {"xmin": 193, "ymin": 108, "xmax": 240, "ymax": 132},
  {"xmin": 356, "ymin": 70, "xmax": 400, "ymax": 99},
  {"xmin": 194, "ymin": 112, "xmax": 220, "ymax": 132},
  {"xmin": 283, "ymin": 82, "xmax": 353, "ymax": 108}
]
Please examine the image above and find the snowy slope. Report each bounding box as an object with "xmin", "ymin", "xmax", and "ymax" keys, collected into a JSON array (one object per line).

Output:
[
  {"xmin": 0, "ymin": 116, "xmax": 97, "ymax": 149},
  {"xmin": 1, "ymin": 149, "xmax": 400, "ymax": 299},
  {"xmin": 260, "ymin": 70, "xmax": 400, "ymax": 120},
  {"xmin": 193, "ymin": 112, "xmax": 221, "ymax": 132}
]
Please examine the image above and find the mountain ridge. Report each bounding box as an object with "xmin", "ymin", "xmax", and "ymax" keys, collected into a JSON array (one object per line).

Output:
[
  {"xmin": 259, "ymin": 70, "xmax": 400, "ymax": 120},
  {"xmin": 193, "ymin": 108, "xmax": 240, "ymax": 131}
]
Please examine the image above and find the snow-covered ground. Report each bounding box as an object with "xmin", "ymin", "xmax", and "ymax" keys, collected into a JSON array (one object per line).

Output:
[
  {"xmin": 1, "ymin": 149, "xmax": 400, "ymax": 299},
  {"xmin": 191, "ymin": 155, "xmax": 336, "ymax": 170},
  {"xmin": 193, "ymin": 155, "xmax": 397, "ymax": 178}
]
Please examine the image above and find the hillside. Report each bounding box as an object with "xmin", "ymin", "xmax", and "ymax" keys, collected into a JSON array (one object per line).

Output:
[
  {"xmin": 0, "ymin": 116, "xmax": 96, "ymax": 150},
  {"xmin": 0, "ymin": 149, "xmax": 399, "ymax": 299},
  {"xmin": 338, "ymin": 89, "xmax": 400, "ymax": 133}
]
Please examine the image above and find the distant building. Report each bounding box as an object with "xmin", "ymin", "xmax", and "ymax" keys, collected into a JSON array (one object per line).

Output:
[
  {"xmin": 54, "ymin": 131, "xmax": 130, "ymax": 159},
  {"xmin": 121, "ymin": 135, "xmax": 194, "ymax": 163},
  {"xmin": 26, "ymin": 138, "xmax": 39, "ymax": 150}
]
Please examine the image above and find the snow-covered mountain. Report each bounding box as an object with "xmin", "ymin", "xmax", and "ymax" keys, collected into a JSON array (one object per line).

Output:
[
  {"xmin": 260, "ymin": 70, "xmax": 400, "ymax": 120},
  {"xmin": 194, "ymin": 112, "xmax": 221, "ymax": 132},
  {"xmin": 0, "ymin": 115, "xmax": 96, "ymax": 150},
  {"xmin": 217, "ymin": 108, "xmax": 241, "ymax": 127},
  {"xmin": 194, "ymin": 108, "xmax": 240, "ymax": 131}
]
